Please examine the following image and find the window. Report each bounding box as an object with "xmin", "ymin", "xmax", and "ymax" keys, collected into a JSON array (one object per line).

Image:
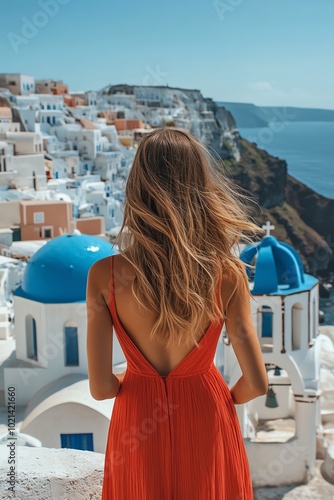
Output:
[
  {"xmin": 292, "ymin": 303, "xmax": 302, "ymax": 350},
  {"xmin": 60, "ymin": 433, "xmax": 93, "ymax": 451},
  {"xmin": 260, "ymin": 305, "xmax": 273, "ymax": 337},
  {"xmin": 34, "ymin": 212, "xmax": 44, "ymax": 223},
  {"xmin": 42, "ymin": 226, "xmax": 53, "ymax": 238},
  {"xmin": 26, "ymin": 315, "xmax": 38, "ymax": 361},
  {"xmin": 64, "ymin": 324, "xmax": 79, "ymax": 366}
]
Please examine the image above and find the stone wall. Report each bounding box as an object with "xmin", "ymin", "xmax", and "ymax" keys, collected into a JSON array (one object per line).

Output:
[{"xmin": 0, "ymin": 445, "xmax": 104, "ymax": 499}]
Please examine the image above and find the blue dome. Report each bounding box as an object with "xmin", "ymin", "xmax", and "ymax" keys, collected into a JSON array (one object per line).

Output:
[
  {"xmin": 240, "ymin": 235, "xmax": 317, "ymax": 295},
  {"xmin": 14, "ymin": 234, "xmax": 117, "ymax": 303}
]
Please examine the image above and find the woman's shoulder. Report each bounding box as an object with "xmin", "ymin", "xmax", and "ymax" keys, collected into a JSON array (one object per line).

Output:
[
  {"xmin": 89, "ymin": 255, "xmax": 112, "ymax": 277},
  {"xmin": 220, "ymin": 264, "xmax": 249, "ymax": 311},
  {"xmin": 88, "ymin": 253, "xmax": 132, "ymax": 285}
]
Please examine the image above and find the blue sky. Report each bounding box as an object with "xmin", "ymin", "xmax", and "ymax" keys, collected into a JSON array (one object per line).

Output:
[{"xmin": 1, "ymin": 0, "xmax": 333, "ymax": 109}]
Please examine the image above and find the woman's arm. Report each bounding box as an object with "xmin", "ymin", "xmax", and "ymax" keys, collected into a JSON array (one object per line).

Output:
[
  {"xmin": 86, "ymin": 257, "xmax": 121, "ymax": 400},
  {"xmin": 222, "ymin": 269, "xmax": 269, "ymax": 404}
]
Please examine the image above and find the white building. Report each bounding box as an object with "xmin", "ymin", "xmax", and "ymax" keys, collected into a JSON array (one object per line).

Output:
[
  {"xmin": 11, "ymin": 154, "xmax": 46, "ymax": 190},
  {"xmin": 19, "ymin": 374, "xmax": 114, "ymax": 453},
  {"xmin": 0, "ymin": 142, "xmax": 15, "ymax": 188},
  {"xmin": 1, "ymin": 233, "xmax": 124, "ymax": 452},
  {"xmin": 85, "ymin": 183, "xmax": 123, "ymax": 230},
  {"xmin": 93, "ymin": 151, "xmax": 122, "ymax": 180},
  {"xmin": 5, "ymin": 131, "xmax": 43, "ymax": 155},
  {"xmin": 86, "ymin": 91, "xmax": 98, "ymax": 107},
  {"xmin": 0, "ymin": 135, "xmax": 46, "ymax": 190},
  {"xmin": 38, "ymin": 110, "xmax": 65, "ymax": 134},
  {"xmin": 220, "ymin": 227, "xmax": 322, "ymax": 487},
  {"xmin": 0, "ymin": 74, "xmax": 35, "ymax": 96},
  {"xmin": 37, "ymin": 94, "xmax": 64, "ymax": 111},
  {"xmin": 4, "ymin": 234, "xmax": 117, "ymax": 405},
  {"xmin": 0, "ymin": 122, "xmax": 20, "ymax": 136},
  {"xmin": 10, "ymin": 95, "xmax": 39, "ymax": 110},
  {"xmin": 0, "ymin": 255, "xmax": 23, "ymax": 340},
  {"xmin": 60, "ymin": 128, "xmax": 104, "ymax": 161},
  {"xmin": 66, "ymin": 105, "xmax": 98, "ymax": 122},
  {"xmin": 101, "ymin": 125, "xmax": 121, "ymax": 149}
]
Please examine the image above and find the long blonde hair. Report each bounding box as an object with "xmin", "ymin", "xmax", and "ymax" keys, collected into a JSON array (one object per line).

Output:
[{"xmin": 115, "ymin": 127, "xmax": 261, "ymax": 348}]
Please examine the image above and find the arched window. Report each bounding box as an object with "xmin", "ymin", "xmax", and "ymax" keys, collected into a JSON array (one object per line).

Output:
[
  {"xmin": 292, "ymin": 303, "xmax": 302, "ymax": 350},
  {"xmin": 260, "ymin": 305, "xmax": 273, "ymax": 338},
  {"xmin": 26, "ymin": 315, "xmax": 38, "ymax": 361},
  {"xmin": 64, "ymin": 323, "xmax": 79, "ymax": 366}
]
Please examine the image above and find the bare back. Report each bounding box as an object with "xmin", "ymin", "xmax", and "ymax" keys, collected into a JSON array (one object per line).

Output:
[
  {"xmin": 88, "ymin": 251, "xmax": 268, "ymax": 400},
  {"xmin": 103, "ymin": 254, "xmax": 221, "ymax": 377}
]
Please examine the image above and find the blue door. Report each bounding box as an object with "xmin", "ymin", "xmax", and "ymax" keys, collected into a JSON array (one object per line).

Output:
[{"xmin": 64, "ymin": 326, "xmax": 79, "ymax": 365}]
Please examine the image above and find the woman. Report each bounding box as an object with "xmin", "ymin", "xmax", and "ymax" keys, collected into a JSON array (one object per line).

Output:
[{"xmin": 86, "ymin": 127, "xmax": 268, "ymax": 499}]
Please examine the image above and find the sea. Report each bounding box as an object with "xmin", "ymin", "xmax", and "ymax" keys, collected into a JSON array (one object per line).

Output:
[
  {"xmin": 239, "ymin": 121, "xmax": 334, "ymax": 325},
  {"xmin": 238, "ymin": 122, "xmax": 334, "ymax": 200}
]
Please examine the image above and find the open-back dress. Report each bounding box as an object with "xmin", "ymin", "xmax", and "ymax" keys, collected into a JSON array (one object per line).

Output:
[{"xmin": 102, "ymin": 257, "xmax": 253, "ymax": 499}]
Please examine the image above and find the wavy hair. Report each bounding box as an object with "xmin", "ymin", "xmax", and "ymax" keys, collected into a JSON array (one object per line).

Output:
[{"xmin": 115, "ymin": 127, "xmax": 262, "ymax": 348}]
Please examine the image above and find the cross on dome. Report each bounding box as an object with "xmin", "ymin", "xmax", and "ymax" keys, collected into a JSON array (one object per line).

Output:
[{"xmin": 262, "ymin": 220, "xmax": 275, "ymax": 237}]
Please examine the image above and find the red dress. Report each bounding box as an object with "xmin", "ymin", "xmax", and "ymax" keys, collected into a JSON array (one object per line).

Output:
[{"xmin": 102, "ymin": 261, "xmax": 253, "ymax": 499}]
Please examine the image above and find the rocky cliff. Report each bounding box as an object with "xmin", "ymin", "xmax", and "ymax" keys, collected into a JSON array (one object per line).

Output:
[
  {"xmin": 224, "ymin": 139, "xmax": 333, "ymax": 275},
  {"xmin": 286, "ymin": 176, "xmax": 334, "ymax": 273}
]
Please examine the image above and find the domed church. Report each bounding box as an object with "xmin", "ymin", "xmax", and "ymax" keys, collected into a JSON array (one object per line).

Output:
[
  {"xmin": 6, "ymin": 232, "xmax": 119, "ymax": 404},
  {"xmin": 218, "ymin": 222, "xmax": 322, "ymax": 487},
  {"xmin": 2, "ymin": 233, "xmax": 125, "ymax": 453}
]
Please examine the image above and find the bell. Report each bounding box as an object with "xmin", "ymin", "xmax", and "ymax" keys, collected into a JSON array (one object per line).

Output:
[{"xmin": 265, "ymin": 386, "xmax": 279, "ymax": 408}]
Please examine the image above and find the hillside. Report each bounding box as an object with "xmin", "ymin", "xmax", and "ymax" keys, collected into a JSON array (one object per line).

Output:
[
  {"xmin": 223, "ymin": 139, "xmax": 333, "ymax": 274},
  {"xmin": 218, "ymin": 102, "xmax": 334, "ymax": 128}
]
